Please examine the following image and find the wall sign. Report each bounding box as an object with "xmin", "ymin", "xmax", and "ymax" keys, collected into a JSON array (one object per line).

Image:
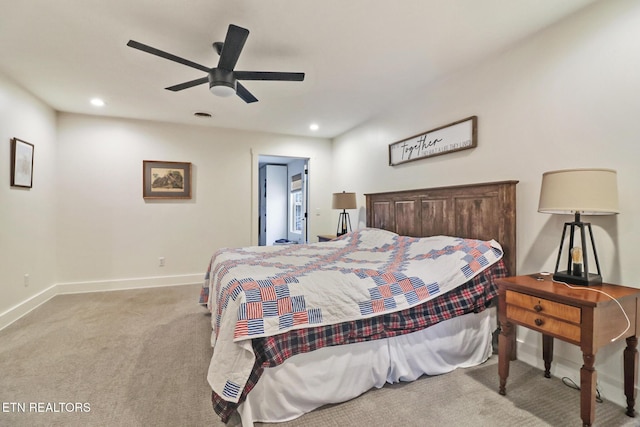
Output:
[{"xmin": 388, "ymin": 116, "xmax": 477, "ymax": 166}]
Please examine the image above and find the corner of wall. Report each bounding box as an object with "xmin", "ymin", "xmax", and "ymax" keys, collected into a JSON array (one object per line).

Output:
[{"xmin": 0, "ymin": 273, "xmax": 203, "ymax": 332}]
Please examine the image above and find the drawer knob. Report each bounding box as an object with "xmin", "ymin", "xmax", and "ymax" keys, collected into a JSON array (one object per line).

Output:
[
  {"xmin": 534, "ymin": 304, "xmax": 543, "ymax": 312},
  {"xmin": 535, "ymin": 318, "xmax": 544, "ymax": 327}
]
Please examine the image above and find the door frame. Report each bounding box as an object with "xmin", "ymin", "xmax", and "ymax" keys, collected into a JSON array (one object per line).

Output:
[{"xmin": 251, "ymin": 150, "xmax": 310, "ymax": 246}]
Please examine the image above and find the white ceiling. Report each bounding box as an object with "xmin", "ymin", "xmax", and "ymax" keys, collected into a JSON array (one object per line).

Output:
[{"xmin": 0, "ymin": 0, "xmax": 597, "ymax": 139}]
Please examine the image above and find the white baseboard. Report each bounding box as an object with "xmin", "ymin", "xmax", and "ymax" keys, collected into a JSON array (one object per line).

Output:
[
  {"xmin": 0, "ymin": 284, "xmax": 58, "ymax": 332},
  {"xmin": 55, "ymin": 273, "xmax": 203, "ymax": 294},
  {"xmin": 0, "ymin": 273, "xmax": 202, "ymax": 331}
]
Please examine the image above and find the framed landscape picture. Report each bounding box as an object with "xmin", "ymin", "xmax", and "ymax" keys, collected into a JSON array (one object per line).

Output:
[
  {"xmin": 10, "ymin": 138, "xmax": 34, "ymax": 188},
  {"xmin": 143, "ymin": 160, "xmax": 192, "ymax": 199}
]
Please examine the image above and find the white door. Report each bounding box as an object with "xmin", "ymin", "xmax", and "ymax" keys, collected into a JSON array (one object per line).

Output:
[
  {"xmin": 259, "ymin": 164, "xmax": 288, "ymax": 246},
  {"xmin": 286, "ymin": 159, "xmax": 308, "ymax": 244}
]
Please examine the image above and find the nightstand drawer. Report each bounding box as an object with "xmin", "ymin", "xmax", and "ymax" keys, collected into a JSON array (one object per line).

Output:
[
  {"xmin": 506, "ymin": 305, "xmax": 581, "ymax": 342},
  {"xmin": 505, "ymin": 290, "xmax": 581, "ymax": 323}
]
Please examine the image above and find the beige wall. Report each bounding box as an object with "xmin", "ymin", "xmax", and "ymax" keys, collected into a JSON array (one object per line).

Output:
[
  {"xmin": 332, "ymin": 0, "xmax": 640, "ymax": 407},
  {"xmin": 0, "ymin": 93, "xmax": 332, "ymax": 321},
  {"xmin": 0, "ymin": 73, "xmax": 58, "ymax": 318},
  {"xmin": 55, "ymin": 114, "xmax": 332, "ymax": 286}
]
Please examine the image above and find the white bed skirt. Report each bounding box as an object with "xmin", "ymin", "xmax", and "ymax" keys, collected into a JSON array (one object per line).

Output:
[{"xmin": 237, "ymin": 307, "xmax": 496, "ymax": 425}]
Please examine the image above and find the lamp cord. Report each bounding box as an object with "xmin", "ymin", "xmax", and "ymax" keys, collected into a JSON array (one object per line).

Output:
[
  {"xmin": 552, "ymin": 279, "xmax": 631, "ymax": 342},
  {"xmin": 561, "ymin": 376, "xmax": 603, "ymax": 403}
]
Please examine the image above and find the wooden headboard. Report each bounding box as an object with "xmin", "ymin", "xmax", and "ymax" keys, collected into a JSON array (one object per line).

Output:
[{"xmin": 365, "ymin": 180, "xmax": 518, "ymax": 275}]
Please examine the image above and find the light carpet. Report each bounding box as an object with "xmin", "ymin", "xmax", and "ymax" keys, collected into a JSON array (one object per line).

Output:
[{"xmin": 0, "ymin": 284, "xmax": 637, "ymax": 426}]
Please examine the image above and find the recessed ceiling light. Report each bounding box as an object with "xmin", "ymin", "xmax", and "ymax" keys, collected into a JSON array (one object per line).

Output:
[
  {"xmin": 90, "ymin": 98, "xmax": 105, "ymax": 107},
  {"xmin": 309, "ymin": 123, "xmax": 319, "ymax": 131}
]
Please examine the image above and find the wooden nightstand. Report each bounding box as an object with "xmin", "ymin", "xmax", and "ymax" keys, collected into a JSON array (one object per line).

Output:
[
  {"xmin": 317, "ymin": 234, "xmax": 336, "ymax": 242},
  {"xmin": 497, "ymin": 274, "xmax": 640, "ymax": 426}
]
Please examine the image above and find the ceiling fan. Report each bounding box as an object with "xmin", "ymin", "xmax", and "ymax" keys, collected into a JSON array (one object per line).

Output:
[{"xmin": 126, "ymin": 24, "xmax": 305, "ymax": 103}]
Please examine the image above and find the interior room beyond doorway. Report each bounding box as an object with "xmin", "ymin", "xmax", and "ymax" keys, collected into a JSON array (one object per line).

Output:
[{"xmin": 257, "ymin": 155, "xmax": 309, "ymax": 246}]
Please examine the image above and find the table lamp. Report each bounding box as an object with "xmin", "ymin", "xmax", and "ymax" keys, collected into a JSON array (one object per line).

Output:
[
  {"xmin": 538, "ymin": 168, "xmax": 619, "ymax": 285},
  {"xmin": 332, "ymin": 191, "xmax": 357, "ymax": 236}
]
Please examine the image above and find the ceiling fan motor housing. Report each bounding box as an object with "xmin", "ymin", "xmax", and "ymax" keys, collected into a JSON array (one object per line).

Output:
[{"xmin": 209, "ymin": 68, "xmax": 236, "ymax": 96}]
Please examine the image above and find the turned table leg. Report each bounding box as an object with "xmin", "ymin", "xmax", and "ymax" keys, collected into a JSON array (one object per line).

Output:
[
  {"xmin": 542, "ymin": 334, "xmax": 554, "ymax": 378},
  {"xmin": 580, "ymin": 353, "xmax": 597, "ymax": 427},
  {"xmin": 624, "ymin": 336, "xmax": 638, "ymax": 417},
  {"xmin": 498, "ymin": 320, "xmax": 514, "ymax": 395}
]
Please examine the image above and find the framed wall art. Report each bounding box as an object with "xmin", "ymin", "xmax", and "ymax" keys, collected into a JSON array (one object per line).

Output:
[
  {"xmin": 388, "ymin": 116, "xmax": 477, "ymax": 166},
  {"xmin": 143, "ymin": 160, "xmax": 192, "ymax": 199},
  {"xmin": 10, "ymin": 138, "xmax": 34, "ymax": 188}
]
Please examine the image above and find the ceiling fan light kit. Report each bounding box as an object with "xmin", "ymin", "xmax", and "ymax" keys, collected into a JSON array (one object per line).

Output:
[
  {"xmin": 127, "ymin": 24, "xmax": 305, "ymax": 103},
  {"xmin": 210, "ymin": 84, "xmax": 235, "ymax": 97},
  {"xmin": 209, "ymin": 68, "xmax": 236, "ymax": 97}
]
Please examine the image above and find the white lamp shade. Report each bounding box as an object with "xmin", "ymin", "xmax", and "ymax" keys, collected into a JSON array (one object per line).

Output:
[
  {"xmin": 538, "ymin": 168, "xmax": 619, "ymax": 215},
  {"xmin": 332, "ymin": 192, "xmax": 357, "ymax": 209}
]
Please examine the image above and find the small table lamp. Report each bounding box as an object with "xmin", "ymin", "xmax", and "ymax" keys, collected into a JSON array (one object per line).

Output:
[
  {"xmin": 538, "ymin": 168, "xmax": 619, "ymax": 286},
  {"xmin": 332, "ymin": 191, "xmax": 357, "ymax": 236}
]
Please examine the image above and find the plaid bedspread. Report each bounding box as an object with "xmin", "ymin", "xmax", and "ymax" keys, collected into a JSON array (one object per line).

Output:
[{"xmin": 210, "ymin": 258, "xmax": 506, "ymax": 422}]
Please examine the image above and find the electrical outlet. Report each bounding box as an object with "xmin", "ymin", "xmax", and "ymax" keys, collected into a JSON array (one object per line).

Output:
[
  {"xmin": 24, "ymin": 274, "xmax": 29, "ymax": 287},
  {"xmin": 159, "ymin": 257, "xmax": 165, "ymax": 267}
]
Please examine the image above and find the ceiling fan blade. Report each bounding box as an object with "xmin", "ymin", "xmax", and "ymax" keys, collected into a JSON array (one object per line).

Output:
[
  {"xmin": 236, "ymin": 82, "xmax": 258, "ymax": 103},
  {"xmin": 165, "ymin": 77, "xmax": 209, "ymax": 92},
  {"xmin": 234, "ymin": 71, "xmax": 305, "ymax": 81},
  {"xmin": 127, "ymin": 40, "xmax": 210, "ymax": 73},
  {"xmin": 217, "ymin": 25, "xmax": 249, "ymax": 71}
]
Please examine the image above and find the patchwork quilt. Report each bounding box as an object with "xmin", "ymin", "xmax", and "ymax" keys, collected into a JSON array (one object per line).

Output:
[{"xmin": 201, "ymin": 228, "xmax": 503, "ymax": 404}]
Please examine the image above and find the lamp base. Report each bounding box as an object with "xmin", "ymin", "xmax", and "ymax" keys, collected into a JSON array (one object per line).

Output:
[
  {"xmin": 553, "ymin": 271, "xmax": 602, "ymax": 286},
  {"xmin": 336, "ymin": 211, "xmax": 352, "ymax": 237}
]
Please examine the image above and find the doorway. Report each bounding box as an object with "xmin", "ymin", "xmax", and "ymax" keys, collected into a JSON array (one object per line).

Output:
[{"xmin": 256, "ymin": 155, "xmax": 309, "ymax": 246}]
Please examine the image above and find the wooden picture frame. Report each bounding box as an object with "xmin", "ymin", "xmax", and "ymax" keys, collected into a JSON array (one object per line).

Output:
[
  {"xmin": 388, "ymin": 116, "xmax": 477, "ymax": 166},
  {"xmin": 143, "ymin": 160, "xmax": 192, "ymax": 199},
  {"xmin": 10, "ymin": 138, "xmax": 34, "ymax": 188}
]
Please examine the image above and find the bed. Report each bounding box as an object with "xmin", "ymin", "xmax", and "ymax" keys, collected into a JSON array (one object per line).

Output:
[{"xmin": 201, "ymin": 180, "xmax": 517, "ymax": 426}]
